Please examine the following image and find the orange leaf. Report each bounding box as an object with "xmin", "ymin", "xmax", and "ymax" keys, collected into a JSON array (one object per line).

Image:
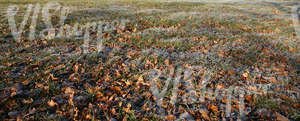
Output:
[
  {"xmin": 74, "ymin": 64, "xmax": 79, "ymax": 73},
  {"xmin": 199, "ymin": 109, "xmax": 210, "ymax": 120},
  {"xmin": 209, "ymin": 104, "xmax": 218, "ymax": 113},
  {"xmin": 48, "ymin": 100, "xmax": 57, "ymax": 107},
  {"xmin": 110, "ymin": 86, "xmax": 122, "ymax": 94},
  {"xmin": 164, "ymin": 59, "xmax": 170, "ymax": 66},
  {"xmin": 165, "ymin": 115, "xmax": 175, "ymax": 120},
  {"xmin": 245, "ymin": 95, "xmax": 252, "ymax": 103},
  {"xmin": 242, "ymin": 72, "xmax": 248, "ymax": 78},
  {"xmin": 275, "ymin": 112, "xmax": 289, "ymax": 121}
]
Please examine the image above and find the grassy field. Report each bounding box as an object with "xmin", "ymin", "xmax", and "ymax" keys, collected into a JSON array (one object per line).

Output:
[{"xmin": 0, "ymin": 0, "xmax": 299, "ymax": 120}]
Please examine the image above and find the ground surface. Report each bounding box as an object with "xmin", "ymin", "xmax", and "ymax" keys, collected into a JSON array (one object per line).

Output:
[{"xmin": 0, "ymin": 0, "xmax": 299, "ymax": 120}]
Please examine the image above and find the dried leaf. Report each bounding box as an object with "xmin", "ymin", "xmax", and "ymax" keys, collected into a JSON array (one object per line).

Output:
[
  {"xmin": 164, "ymin": 59, "xmax": 170, "ymax": 66},
  {"xmin": 209, "ymin": 104, "xmax": 218, "ymax": 113},
  {"xmin": 242, "ymin": 72, "xmax": 248, "ymax": 78},
  {"xmin": 65, "ymin": 87, "xmax": 75, "ymax": 95},
  {"xmin": 74, "ymin": 64, "xmax": 79, "ymax": 73},
  {"xmin": 245, "ymin": 95, "xmax": 252, "ymax": 103},
  {"xmin": 110, "ymin": 86, "xmax": 122, "ymax": 94},
  {"xmin": 48, "ymin": 100, "xmax": 57, "ymax": 107},
  {"xmin": 275, "ymin": 112, "xmax": 289, "ymax": 121},
  {"xmin": 199, "ymin": 109, "xmax": 210, "ymax": 120},
  {"xmin": 165, "ymin": 115, "xmax": 175, "ymax": 120}
]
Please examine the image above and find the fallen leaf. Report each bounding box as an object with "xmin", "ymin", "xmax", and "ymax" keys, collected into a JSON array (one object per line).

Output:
[
  {"xmin": 275, "ymin": 112, "xmax": 289, "ymax": 121},
  {"xmin": 110, "ymin": 86, "xmax": 122, "ymax": 94},
  {"xmin": 164, "ymin": 59, "xmax": 170, "ymax": 66},
  {"xmin": 228, "ymin": 70, "xmax": 236, "ymax": 75},
  {"xmin": 209, "ymin": 104, "xmax": 218, "ymax": 113},
  {"xmin": 242, "ymin": 72, "xmax": 248, "ymax": 78},
  {"xmin": 280, "ymin": 94, "xmax": 288, "ymax": 100},
  {"xmin": 165, "ymin": 115, "xmax": 175, "ymax": 120},
  {"xmin": 216, "ymin": 84, "xmax": 225, "ymax": 89},
  {"xmin": 268, "ymin": 77, "xmax": 278, "ymax": 84},
  {"xmin": 74, "ymin": 64, "xmax": 79, "ymax": 73},
  {"xmin": 245, "ymin": 95, "xmax": 252, "ymax": 103},
  {"xmin": 199, "ymin": 109, "xmax": 210, "ymax": 120},
  {"xmin": 48, "ymin": 100, "xmax": 57, "ymax": 107},
  {"xmin": 69, "ymin": 73, "xmax": 80, "ymax": 82},
  {"xmin": 65, "ymin": 87, "xmax": 75, "ymax": 95},
  {"xmin": 138, "ymin": 75, "xmax": 144, "ymax": 83},
  {"xmin": 23, "ymin": 98, "xmax": 33, "ymax": 104}
]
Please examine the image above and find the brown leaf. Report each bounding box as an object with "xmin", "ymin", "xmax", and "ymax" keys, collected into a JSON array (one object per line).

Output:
[
  {"xmin": 74, "ymin": 64, "xmax": 79, "ymax": 73},
  {"xmin": 209, "ymin": 104, "xmax": 218, "ymax": 113},
  {"xmin": 275, "ymin": 112, "xmax": 289, "ymax": 121},
  {"xmin": 280, "ymin": 94, "xmax": 288, "ymax": 100},
  {"xmin": 203, "ymin": 49, "xmax": 208, "ymax": 54},
  {"xmin": 98, "ymin": 96, "xmax": 108, "ymax": 102},
  {"xmin": 199, "ymin": 109, "xmax": 210, "ymax": 120},
  {"xmin": 65, "ymin": 87, "xmax": 75, "ymax": 95},
  {"xmin": 242, "ymin": 72, "xmax": 248, "ymax": 78},
  {"xmin": 69, "ymin": 73, "xmax": 80, "ymax": 82},
  {"xmin": 23, "ymin": 98, "xmax": 33, "ymax": 104},
  {"xmin": 268, "ymin": 77, "xmax": 278, "ymax": 84},
  {"xmin": 228, "ymin": 70, "xmax": 236, "ymax": 76},
  {"xmin": 110, "ymin": 86, "xmax": 122, "ymax": 94},
  {"xmin": 48, "ymin": 100, "xmax": 57, "ymax": 107},
  {"xmin": 123, "ymin": 103, "xmax": 132, "ymax": 113},
  {"xmin": 50, "ymin": 74, "xmax": 59, "ymax": 81},
  {"xmin": 138, "ymin": 75, "xmax": 144, "ymax": 83},
  {"xmin": 165, "ymin": 115, "xmax": 175, "ymax": 120},
  {"xmin": 110, "ymin": 108, "xmax": 116, "ymax": 115},
  {"xmin": 164, "ymin": 59, "xmax": 170, "ymax": 66},
  {"xmin": 289, "ymin": 48, "xmax": 294, "ymax": 52},
  {"xmin": 216, "ymin": 84, "xmax": 225, "ymax": 89},
  {"xmin": 245, "ymin": 95, "xmax": 252, "ymax": 103}
]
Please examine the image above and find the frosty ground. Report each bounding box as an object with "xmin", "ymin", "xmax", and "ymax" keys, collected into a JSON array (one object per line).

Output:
[{"xmin": 0, "ymin": 0, "xmax": 299, "ymax": 120}]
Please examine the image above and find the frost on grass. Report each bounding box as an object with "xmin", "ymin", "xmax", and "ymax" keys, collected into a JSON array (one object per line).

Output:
[{"xmin": 0, "ymin": 0, "xmax": 299, "ymax": 120}]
